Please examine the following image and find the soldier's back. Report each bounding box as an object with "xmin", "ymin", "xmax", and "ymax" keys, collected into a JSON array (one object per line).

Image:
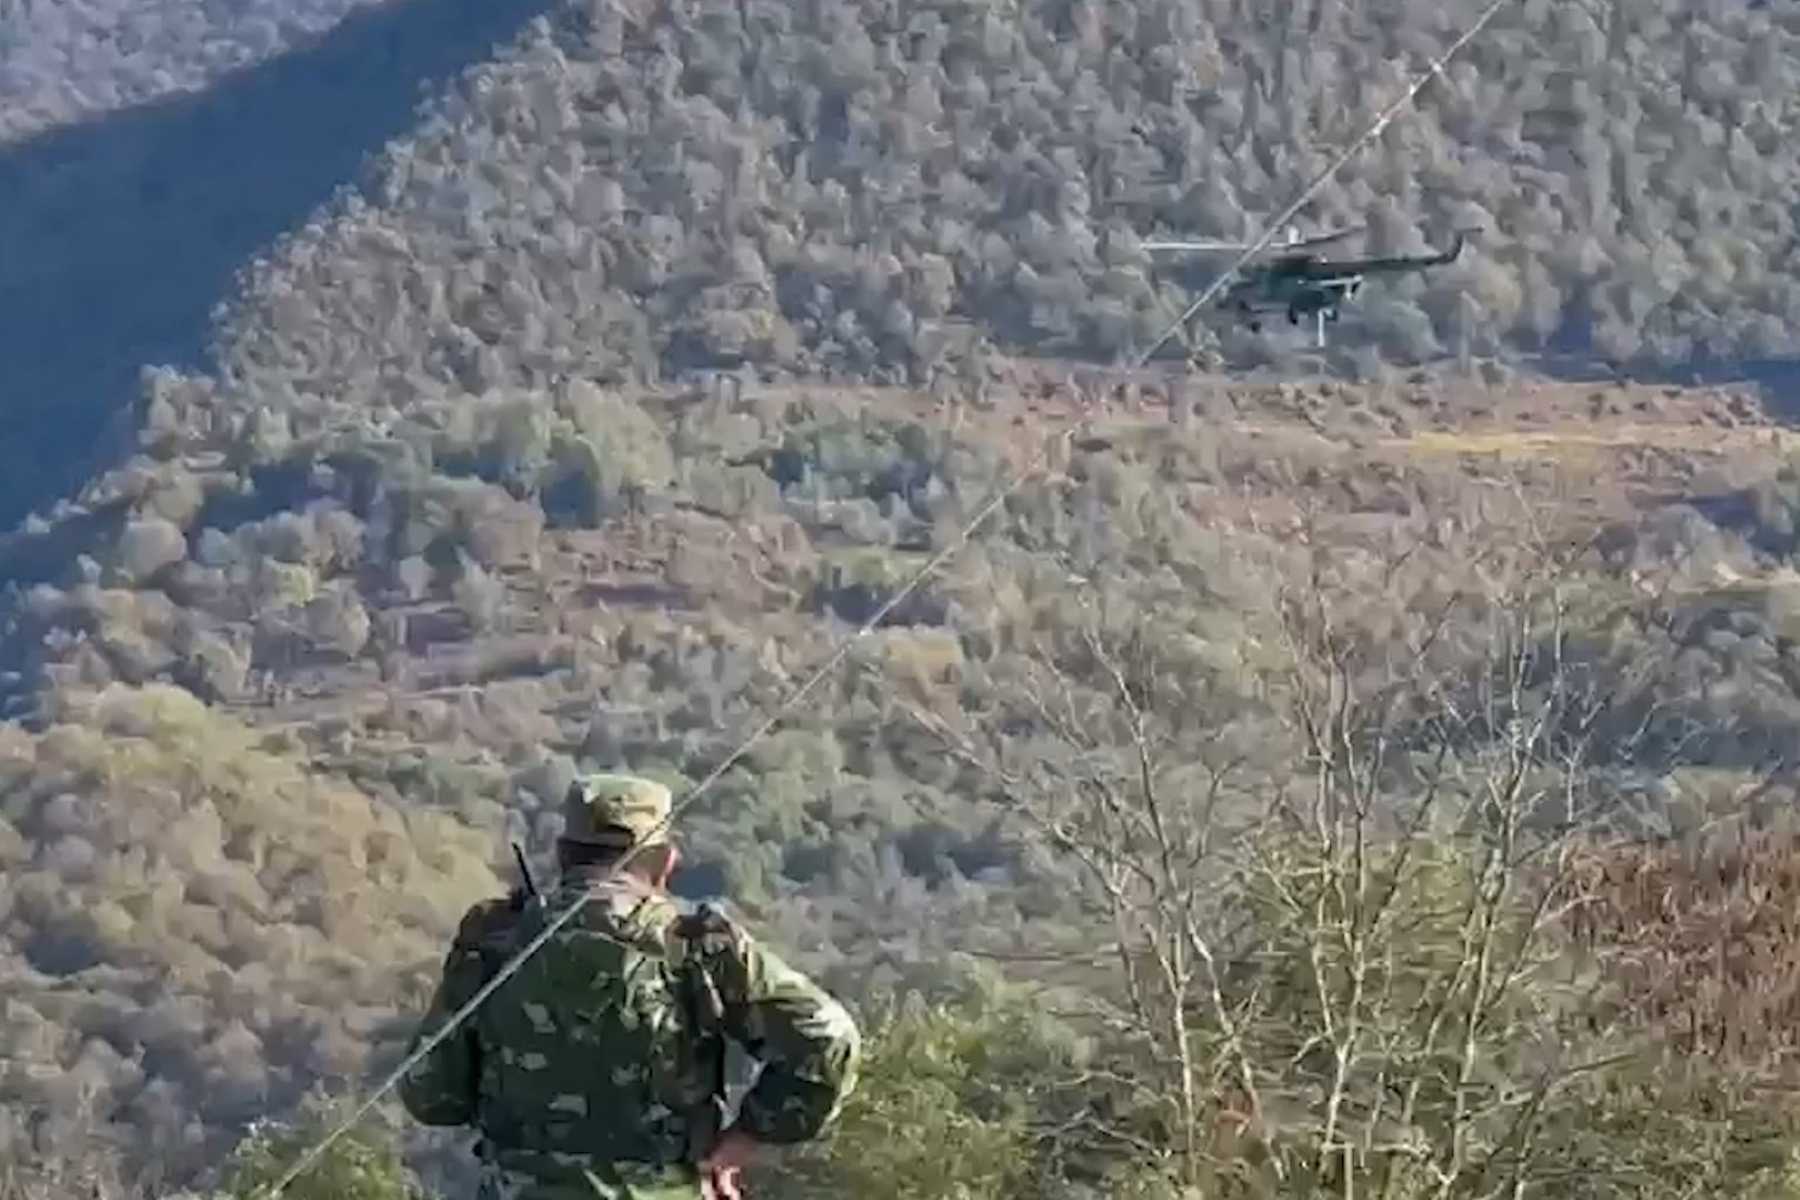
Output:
[{"xmin": 464, "ymin": 880, "xmax": 714, "ymax": 1199}]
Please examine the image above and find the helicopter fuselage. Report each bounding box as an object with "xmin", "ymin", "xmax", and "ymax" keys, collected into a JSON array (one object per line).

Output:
[
  {"xmin": 1218, "ymin": 235, "xmax": 1468, "ymax": 335},
  {"xmin": 1141, "ymin": 226, "xmax": 1475, "ymax": 348},
  {"xmin": 1221, "ymin": 264, "xmax": 1363, "ymax": 318}
]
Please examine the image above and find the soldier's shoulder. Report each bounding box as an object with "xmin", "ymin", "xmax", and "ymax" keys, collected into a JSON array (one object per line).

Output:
[
  {"xmin": 665, "ymin": 898, "xmax": 753, "ymax": 962},
  {"xmin": 670, "ymin": 903, "xmax": 841, "ymax": 1004},
  {"xmin": 452, "ymin": 896, "xmax": 520, "ymax": 948}
]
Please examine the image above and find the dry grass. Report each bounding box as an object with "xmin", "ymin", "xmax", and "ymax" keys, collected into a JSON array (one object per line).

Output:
[{"xmin": 1391, "ymin": 423, "xmax": 1793, "ymax": 462}]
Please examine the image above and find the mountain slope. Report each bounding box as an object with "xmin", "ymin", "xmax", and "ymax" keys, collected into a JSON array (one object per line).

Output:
[
  {"xmin": 8, "ymin": 0, "xmax": 1800, "ymax": 532},
  {"xmin": 9, "ymin": 0, "xmax": 1800, "ymax": 1194},
  {"xmin": 195, "ymin": 0, "xmax": 1800, "ymax": 401}
]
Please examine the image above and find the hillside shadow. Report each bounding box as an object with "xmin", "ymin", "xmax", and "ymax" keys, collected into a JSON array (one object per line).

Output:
[{"xmin": 0, "ymin": 0, "xmax": 561, "ymax": 534}]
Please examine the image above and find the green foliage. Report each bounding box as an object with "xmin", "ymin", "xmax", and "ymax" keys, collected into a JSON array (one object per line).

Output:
[
  {"xmin": 0, "ymin": 685, "xmax": 502, "ymax": 1184},
  {"xmin": 1539, "ymin": 1063, "xmax": 1800, "ymax": 1200},
  {"xmin": 214, "ymin": 1097, "xmax": 427, "ymax": 1200},
  {"xmin": 760, "ymin": 988, "xmax": 1081, "ymax": 1200}
]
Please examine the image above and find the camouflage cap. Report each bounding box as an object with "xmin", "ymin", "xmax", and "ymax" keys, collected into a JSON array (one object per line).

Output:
[{"xmin": 560, "ymin": 773, "xmax": 674, "ymax": 849}]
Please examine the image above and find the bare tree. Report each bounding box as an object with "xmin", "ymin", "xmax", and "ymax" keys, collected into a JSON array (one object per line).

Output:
[
  {"xmin": 1242, "ymin": 523, "xmax": 1641, "ymax": 1200},
  {"xmin": 908, "ymin": 512, "xmax": 1682, "ymax": 1198}
]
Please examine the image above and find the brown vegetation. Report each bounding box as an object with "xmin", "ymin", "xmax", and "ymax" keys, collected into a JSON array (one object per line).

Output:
[{"xmin": 1570, "ymin": 825, "xmax": 1800, "ymax": 1068}]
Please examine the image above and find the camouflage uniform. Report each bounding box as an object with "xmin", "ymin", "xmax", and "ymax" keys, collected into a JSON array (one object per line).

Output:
[{"xmin": 399, "ymin": 775, "xmax": 862, "ymax": 1199}]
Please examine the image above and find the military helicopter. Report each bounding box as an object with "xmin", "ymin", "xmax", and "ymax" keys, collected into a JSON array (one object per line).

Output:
[{"xmin": 1143, "ymin": 223, "xmax": 1477, "ymax": 348}]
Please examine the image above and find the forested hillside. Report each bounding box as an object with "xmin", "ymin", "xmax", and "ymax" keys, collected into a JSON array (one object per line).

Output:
[
  {"xmin": 195, "ymin": 0, "xmax": 1800, "ymax": 394},
  {"xmin": 8, "ymin": 0, "xmax": 1800, "ymax": 1197},
  {"xmin": 7, "ymin": 0, "xmax": 1800, "ymax": 528}
]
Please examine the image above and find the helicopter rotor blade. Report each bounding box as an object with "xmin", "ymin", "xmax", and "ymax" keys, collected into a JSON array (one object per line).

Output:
[
  {"xmin": 1284, "ymin": 224, "xmax": 1365, "ymax": 250},
  {"xmin": 1142, "ymin": 224, "xmax": 1363, "ymax": 256},
  {"xmin": 1140, "ymin": 239, "xmax": 1258, "ymax": 253}
]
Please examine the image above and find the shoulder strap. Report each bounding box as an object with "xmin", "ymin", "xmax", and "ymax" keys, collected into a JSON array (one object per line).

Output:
[
  {"xmin": 671, "ymin": 903, "xmax": 731, "ymax": 1163},
  {"xmin": 671, "ymin": 900, "xmax": 732, "ymax": 941},
  {"xmin": 671, "ymin": 903, "xmax": 729, "ymax": 1027}
]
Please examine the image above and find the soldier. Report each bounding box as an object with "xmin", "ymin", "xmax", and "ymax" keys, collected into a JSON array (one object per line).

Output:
[{"xmin": 398, "ymin": 773, "xmax": 862, "ymax": 1200}]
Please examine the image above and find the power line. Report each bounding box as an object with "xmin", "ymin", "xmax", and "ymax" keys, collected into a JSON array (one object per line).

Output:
[{"xmin": 254, "ymin": 3, "xmax": 1516, "ymax": 1191}]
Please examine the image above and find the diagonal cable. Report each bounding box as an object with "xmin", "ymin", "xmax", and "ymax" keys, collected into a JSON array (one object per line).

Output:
[{"xmin": 252, "ymin": 2, "xmax": 1516, "ymax": 1191}]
